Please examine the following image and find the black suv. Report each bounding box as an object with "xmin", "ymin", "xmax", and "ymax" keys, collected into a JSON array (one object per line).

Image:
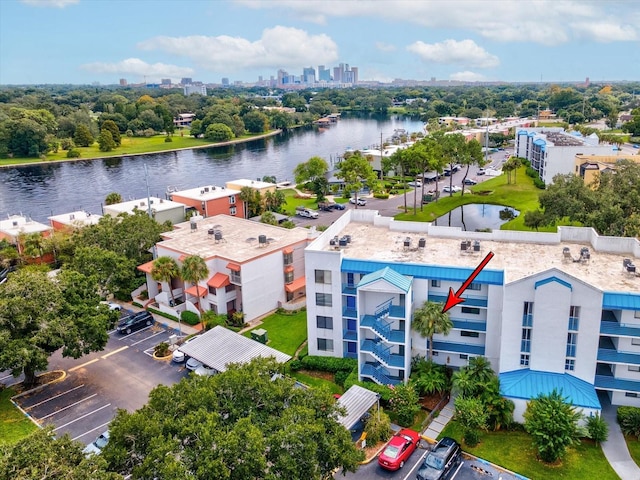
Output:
[
  {"xmin": 416, "ymin": 437, "xmax": 461, "ymax": 480},
  {"xmin": 116, "ymin": 311, "xmax": 154, "ymax": 334}
]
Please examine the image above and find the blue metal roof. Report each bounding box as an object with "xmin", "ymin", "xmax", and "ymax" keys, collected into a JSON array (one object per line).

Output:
[
  {"xmin": 500, "ymin": 369, "xmax": 601, "ymax": 409},
  {"xmin": 534, "ymin": 276, "xmax": 572, "ymax": 291},
  {"xmin": 358, "ymin": 266, "xmax": 412, "ymax": 292},
  {"xmin": 603, "ymin": 292, "xmax": 640, "ymax": 311},
  {"xmin": 341, "ymin": 259, "xmax": 504, "ymax": 285},
  {"xmin": 533, "ymin": 138, "xmax": 547, "ymax": 146}
]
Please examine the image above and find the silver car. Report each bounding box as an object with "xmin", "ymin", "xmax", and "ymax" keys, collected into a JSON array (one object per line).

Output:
[{"xmin": 83, "ymin": 431, "xmax": 109, "ymax": 456}]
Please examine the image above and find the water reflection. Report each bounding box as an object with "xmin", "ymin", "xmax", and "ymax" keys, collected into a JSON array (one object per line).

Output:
[{"xmin": 434, "ymin": 204, "xmax": 519, "ymax": 231}]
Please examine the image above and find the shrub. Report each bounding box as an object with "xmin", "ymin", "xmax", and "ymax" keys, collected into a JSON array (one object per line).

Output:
[
  {"xmin": 373, "ymin": 193, "xmax": 390, "ymax": 200},
  {"xmin": 228, "ymin": 311, "xmax": 246, "ymax": 328},
  {"xmin": 154, "ymin": 342, "xmax": 170, "ymax": 357},
  {"xmin": 300, "ymin": 356, "xmax": 357, "ymax": 373},
  {"xmin": 388, "ymin": 382, "xmax": 420, "ymax": 427},
  {"xmin": 289, "ymin": 359, "xmax": 302, "ymax": 371},
  {"xmin": 586, "ymin": 414, "xmax": 608, "ymax": 445},
  {"xmin": 66, "ymin": 148, "xmax": 81, "ymax": 158},
  {"xmin": 364, "ymin": 409, "xmax": 392, "ymax": 445},
  {"xmin": 164, "ymin": 136, "xmax": 173, "ymax": 143},
  {"xmin": 60, "ymin": 138, "xmax": 74, "ymax": 150},
  {"xmin": 181, "ymin": 310, "xmax": 201, "ymax": 326},
  {"xmin": 618, "ymin": 406, "xmax": 640, "ymax": 438}
]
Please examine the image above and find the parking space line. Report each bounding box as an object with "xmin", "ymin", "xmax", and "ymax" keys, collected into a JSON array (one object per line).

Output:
[
  {"xmin": 53, "ymin": 403, "xmax": 111, "ymax": 431},
  {"xmin": 24, "ymin": 384, "xmax": 85, "ymax": 410},
  {"xmin": 40, "ymin": 393, "xmax": 98, "ymax": 420},
  {"xmin": 403, "ymin": 448, "xmax": 429, "ymax": 480},
  {"xmin": 69, "ymin": 358, "xmax": 100, "ymax": 372},
  {"xmin": 72, "ymin": 421, "xmax": 111, "ymax": 441},
  {"xmin": 101, "ymin": 346, "xmax": 128, "ymax": 359},
  {"xmin": 131, "ymin": 330, "xmax": 166, "ymax": 346},
  {"xmin": 117, "ymin": 325, "xmax": 153, "ymax": 340},
  {"xmin": 107, "ymin": 329, "xmax": 117, "ymax": 335}
]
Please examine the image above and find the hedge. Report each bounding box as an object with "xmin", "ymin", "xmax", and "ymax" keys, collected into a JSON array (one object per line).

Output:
[
  {"xmin": 617, "ymin": 406, "xmax": 640, "ymax": 438},
  {"xmin": 181, "ymin": 310, "xmax": 201, "ymax": 326},
  {"xmin": 296, "ymin": 356, "xmax": 357, "ymax": 373},
  {"xmin": 147, "ymin": 307, "xmax": 178, "ymax": 321}
]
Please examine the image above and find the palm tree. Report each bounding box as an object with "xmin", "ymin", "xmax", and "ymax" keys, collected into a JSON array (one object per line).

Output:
[
  {"xmin": 412, "ymin": 301, "xmax": 453, "ymax": 360},
  {"xmin": 105, "ymin": 192, "xmax": 122, "ymax": 205},
  {"xmin": 152, "ymin": 255, "xmax": 181, "ymax": 334},
  {"xmin": 181, "ymin": 255, "xmax": 208, "ymax": 313}
]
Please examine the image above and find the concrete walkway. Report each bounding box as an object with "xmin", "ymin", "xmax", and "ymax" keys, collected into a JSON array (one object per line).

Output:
[
  {"xmin": 600, "ymin": 400, "xmax": 640, "ymax": 480},
  {"xmin": 423, "ymin": 395, "xmax": 456, "ymax": 441}
]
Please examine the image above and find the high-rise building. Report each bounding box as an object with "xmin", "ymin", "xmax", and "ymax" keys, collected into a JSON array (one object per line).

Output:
[
  {"xmin": 350, "ymin": 67, "xmax": 358, "ymax": 84},
  {"xmin": 302, "ymin": 67, "xmax": 316, "ymax": 84},
  {"xmin": 333, "ymin": 66, "xmax": 342, "ymax": 83},
  {"xmin": 221, "ymin": 77, "xmax": 229, "ymax": 86},
  {"xmin": 183, "ymin": 84, "xmax": 207, "ymax": 96},
  {"xmin": 318, "ymin": 65, "xmax": 331, "ymax": 81},
  {"xmin": 180, "ymin": 77, "xmax": 193, "ymax": 85},
  {"xmin": 119, "ymin": 78, "xmax": 127, "ymax": 86},
  {"xmin": 161, "ymin": 78, "xmax": 171, "ymax": 85}
]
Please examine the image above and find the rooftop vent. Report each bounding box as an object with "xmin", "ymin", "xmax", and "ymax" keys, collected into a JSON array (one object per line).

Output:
[
  {"xmin": 208, "ymin": 228, "xmax": 215, "ymax": 236},
  {"xmin": 404, "ymin": 237, "xmax": 411, "ymax": 247},
  {"xmin": 214, "ymin": 231, "xmax": 223, "ymax": 242},
  {"xmin": 12, "ymin": 221, "xmax": 18, "ymax": 227},
  {"xmin": 418, "ymin": 238, "xmax": 426, "ymax": 248},
  {"xmin": 204, "ymin": 187, "xmax": 209, "ymax": 192},
  {"xmin": 140, "ymin": 201, "xmax": 146, "ymax": 206},
  {"xmin": 623, "ymin": 258, "xmax": 636, "ymax": 274},
  {"xmin": 69, "ymin": 214, "xmax": 75, "ymax": 220},
  {"xmin": 258, "ymin": 234, "xmax": 267, "ymax": 246},
  {"xmin": 190, "ymin": 218, "xmax": 198, "ymax": 231}
]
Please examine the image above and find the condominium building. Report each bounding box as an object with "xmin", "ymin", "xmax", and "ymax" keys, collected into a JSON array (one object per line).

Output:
[
  {"xmin": 138, "ymin": 215, "xmax": 310, "ymax": 322},
  {"xmin": 103, "ymin": 197, "xmax": 186, "ymax": 225},
  {"xmin": 168, "ymin": 185, "xmax": 243, "ymax": 219},
  {"xmin": 305, "ymin": 210, "xmax": 640, "ymax": 420},
  {"xmin": 49, "ymin": 210, "xmax": 102, "ymax": 232},
  {"xmin": 515, "ymin": 128, "xmax": 614, "ymax": 184}
]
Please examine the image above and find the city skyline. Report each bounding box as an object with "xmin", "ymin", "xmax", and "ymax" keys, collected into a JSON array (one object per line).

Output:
[{"xmin": 1, "ymin": 0, "xmax": 639, "ymax": 85}]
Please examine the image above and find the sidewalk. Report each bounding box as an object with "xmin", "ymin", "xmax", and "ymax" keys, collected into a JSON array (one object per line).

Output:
[
  {"xmin": 422, "ymin": 394, "xmax": 456, "ymax": 441},
  {"xmin": 600, "ymin": 398, "xmax": 640, "ymax": 480}
]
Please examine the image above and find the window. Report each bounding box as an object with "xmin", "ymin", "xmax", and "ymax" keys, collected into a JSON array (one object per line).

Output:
[
  {"xmin": 230, "ymin": 271, "xmax": 241, "ymax": 284},
  {"xmin": 460, "ymin": 354, "xmax": 468, "ymax": 360},
  {"xmin": 625, "ymin": 392, "xmax": 639, "ymax": 398},
  {"xmin": 208, "ymin": 285, "xmax": 216, "ymax": 296},
  {"xmin": 523, "ymin": 302, "xmax": 534, "ymax": 327},
  {"xmin": 283, "ymin": 252, "xmax": 293, "ymax": 265},
  {"xmin": 461, "ymin": 306, "xmax": 480, "ymax": 315},
  {"xmin": 569, "ymin": 306, "xmax": 580, "ymax": 331},
  {"xmin": 431, "ymin": 279, "xmax": 441, "ymax": 288},
  {"xmin": 225, "ymin": 284, "xmax": 234, "ymax": 293},
  {"xmin": 632, "ymin": 338, "xmax": 640, "ymax": 346},
  {"xmin": 315, "ymin": 293, "xmax": 332, "ymax": 307},
  {"xmin": 565, "ymin": 359, "xmax": 575, "ymax": 371},
  {"xmin": 636, "ymin": 310, "xmax": 640, "ymax": 319},
  {"xmin": 566, "ymin": 332, "xmax": 577, "ymax": 357},
  {"xmin": 520, "ymin": 354, "xmax": 530, "ymax": 366},
  {"xmin": 316, "ymin": 316, "xmax": 333, "ymax": 329},
  {"xmin": 284, "ymin": 271, "xmax": 294, "ymax": 284},
  {"xmin": 228, "ymin": 195, "xmax": 236, "ymax": 204},
  {"xmin": 229, "ymin": 206, "xmax": 237, "ymax": 216},
  {"xmin": 347, "ymin": 342, "xmax": 357, "ymax": 353},
  {"xmin": 461, "ymin": 331, "xmax": 480, "ymax": 338},
  {"xmin": 629, "ymin": 366, "xmax": 640, "ymax": 372},
  {"xmin": 468, "ymin": 283, "xmax": 481, "ymax": 291},
  {"xmin": 521, "ymin": 328, "xmax": 532, "ymax": 353},
  {"xmin": 315, "ymin": 269, "xmax": 331, "ymax": 284},
  {"xmin": 317, "ymin": 338, "xmax": 334, "ymax": 352}
]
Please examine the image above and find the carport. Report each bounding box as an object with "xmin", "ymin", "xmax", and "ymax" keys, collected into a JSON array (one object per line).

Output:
[
  {"xmin": 178, "ymin": 325, "xmax": 291, "ymax": 372},
  {"xmin": 336, "ymin": 384, "xmax": 380, "ymax": 430}
]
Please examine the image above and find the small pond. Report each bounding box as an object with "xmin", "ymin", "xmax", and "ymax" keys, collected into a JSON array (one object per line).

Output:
[{"xmin": 433, "ymin": 204, "xmax": 519, "ymax": 231}]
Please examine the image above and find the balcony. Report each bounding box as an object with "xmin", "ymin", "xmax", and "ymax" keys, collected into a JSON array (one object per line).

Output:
[
  {"xmin": 361, "ymin": 339, "xmax": 405, "ymax": 368},
  {"xmin": 429, "ymin": 294, "xmax": 487, "ymax": 308},
  {"xmin": 361, "ymin": 363, "xmax": 402, "ymax": 386},
  {"xmin": 342, "ymin": 284, "xmax": 356, "ymax": 295},
  {"xmin": 343, "ymin": 307, "xmax": 357, "ymax": 318},
  {"xmin": 600, "ymin": 320, "xmax": 640, "ymax": 338},
  {"xmin": 360, "ymin": 315, "xmax": 405, "ymax": 343},
  {"xmin": 388, "ymin": 304, "xmax": 406, "ymax": 318},
  {"xmin": 343, "ymin": 329, "xmax": 357, "ymax": 341},
  {"xmin": 432, "ymin": 341, "xmax": 485, "ymax": 356},
  {"xmin": 597, "ymin": 348, "xmax": 640, "ymax": 366},
  {"xmin": 595, "ymin": 375, "xmax": 640, "ymax": 393},
  {"xmin": 451, "ymin": 319, "xmax": 486, "ymax": 332}
]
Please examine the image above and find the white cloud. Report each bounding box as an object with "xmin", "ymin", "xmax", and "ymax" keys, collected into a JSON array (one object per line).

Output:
[
  {"xmin": 21, "ymin": 0, "xmax": 78, "ymax": 7},
  {"xmin": 137, "ymin": 26, "xmax": 338, "ymax": 72},
  {"xmin": 235, "ymin": 0, "xmax": 639, "ymax": 45},
  {"xmin": 449, "ymin": 71, "xmax": 487, "ymax": 82},
  {"xmin": 407, "ymin": 39, "xmax": 499, "ymax": 68},
  {"xmin": 375, "ymin": 42, "xmax": 396, "ymax": 53},
  {"xmin": 80, "ymin": 58, "xmax": 194, "ymax": 81}
]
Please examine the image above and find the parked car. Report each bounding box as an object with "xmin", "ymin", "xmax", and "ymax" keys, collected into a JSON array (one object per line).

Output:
[
  {"xmin": 83, "ymin": 431, "xmax": 109, "ymax": 456},
  {"xmin": 172, "ymin": 336, "xmax": 196, "ymax": 363},
  {"xmin": 349, "ymin": 197, "xmax": 367, "ymax": 206},
  {"xmin": 476, "ymin": 168, "xmax": 486, "ymax": 175},
  {"xmin": 116, "ymin": 311, "xmax": 154, "ymax": 335},
  {"xmin": 296, "ymin": 207, "xmax": 319, "ymax": 218},
  {"xmin": 463, "ymin": 178, "xmax": 477, "ymax": 185},
  {"xmin": 99, "ymin": 301, "xmax": 122, "ymax": 311},
  {"xmin": 194, "ymin": 365, "xmax": 218, "ymax": 377},
  {"xmin": 377, "ymin": 428, "xmax": 420, "ymax": 471},
  {"xmin": 442, "ymin": 185, "xmax": 462, "ymax": 193},
  {"xmin": 186, "ymin": 357, "xmax": 202, "ymax": 371},
  {"xmin": 416, "ymin": 437, "xmax": 462, "ymax": 480},
  {"xmin": 332, "ymin": 202, "xmax": 346, "ymax": 210},
  {"xmin": 408, "ymin": 181, "xmax": 422, "ymax": 187}
]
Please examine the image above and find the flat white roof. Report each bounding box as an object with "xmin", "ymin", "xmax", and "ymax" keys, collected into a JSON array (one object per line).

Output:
[
  {"xmin": 170, "ymin": 185, "xmax": 240, "ymax": 202},
  {"xmin": 158, "ymin": 214, "xmax": 309, "ymax": 262},
  {"xmin": 0, "ymin": 215, "xmax": 51, "ymax": 237},
  {"xmin": 48, "ymin": 210, "xmax": 102, "ymax": 227},
  {"xmin": 105, "ymin": 197, "xmax": 184, "ymax": 214},
  {"xmin": 178, "ymin": 325, "xmax": 291, "ymax": 372},
  {"xmin": 336, "ymin": 385, "xmax": 380, "ymax": 430},
  {"xmin": 225, "ymin": 179, "xmax": 276, "ymax": 190}
]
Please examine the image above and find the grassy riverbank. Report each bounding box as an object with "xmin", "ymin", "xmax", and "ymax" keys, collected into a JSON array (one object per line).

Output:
[{"xmin": 0, "ymin": 130, "xmax": 281, "ymax": 167}]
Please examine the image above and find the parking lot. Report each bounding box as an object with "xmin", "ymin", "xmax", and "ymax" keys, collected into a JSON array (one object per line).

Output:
[
  {"xmin": 339, "ymin": 442, "xmax": 524, "ymax": 480},
  {"xmin": 13, "ymin": 319, "xmax": 189, "ymax": 446}
]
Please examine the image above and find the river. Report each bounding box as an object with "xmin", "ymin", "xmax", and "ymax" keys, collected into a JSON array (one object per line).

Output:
[{"xmin": 0, "ymin": 113, "xmax": 425, "ymax": 223}]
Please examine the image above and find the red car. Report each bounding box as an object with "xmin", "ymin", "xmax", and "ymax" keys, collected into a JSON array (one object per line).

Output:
[{"xmin": 377, "ymin": 428, "xmax": 421, "ymax": 471}]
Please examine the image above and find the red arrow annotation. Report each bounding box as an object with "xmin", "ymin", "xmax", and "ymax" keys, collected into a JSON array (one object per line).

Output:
[{"xmin": 442, "ymin": 251, "xmax": 495, "ymax": 313}]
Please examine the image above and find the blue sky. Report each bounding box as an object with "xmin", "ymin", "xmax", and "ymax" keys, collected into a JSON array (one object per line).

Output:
[{"xmin": 1, "ymin": 0, "xmax": 639, "ymax": 85}]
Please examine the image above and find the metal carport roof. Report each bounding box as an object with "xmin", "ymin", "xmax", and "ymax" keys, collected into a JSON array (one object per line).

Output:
[
  {"xmin": 336, "ymin": 385, "xmax": 380, "ymax": 430},
  {"xmin": 178, "ymin": 325, "xmax": 291, "ymax": 372}
]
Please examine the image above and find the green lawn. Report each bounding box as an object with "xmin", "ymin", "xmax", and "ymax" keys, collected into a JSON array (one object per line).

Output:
[
  {"xmin": 440, "ymin": 422, "xmax": 619, "ymax": 480},
  {"xmin": 395, "ymin": 167, "xmax": 578, "ymax": 232},
  {"xmin": 289, "ymin": 371, "xmax": 343, "ymax": 395},
  {"xmin": 243, "ymin": 310, "xmax": 307, "ymax": 356},
  {"xmin": 0, "ymin": 131, "xmax": 277, "ymax": 166},
  {"xmin": 0, "ymin": 388, "xmax": 38, "ymax": 445},
  {"xmin": 625, "ymin": 434, "xmax": 640, "ymax": 467}
]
